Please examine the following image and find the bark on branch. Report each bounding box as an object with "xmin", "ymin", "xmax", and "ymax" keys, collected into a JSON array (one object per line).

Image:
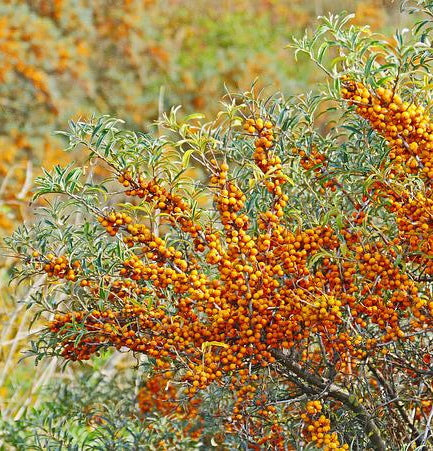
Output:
[{"xmin": 272, "ymin": 349, "xmax": 387, "ymax": 451}]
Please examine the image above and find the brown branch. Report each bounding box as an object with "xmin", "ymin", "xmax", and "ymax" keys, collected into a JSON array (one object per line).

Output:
[
  {"xmin": 272, "ymin": 349, "xmax": 386, "ymax": 451},
  {"xmin": 368, "ymin": 364, "xmax": 419, "ymax": 440}
]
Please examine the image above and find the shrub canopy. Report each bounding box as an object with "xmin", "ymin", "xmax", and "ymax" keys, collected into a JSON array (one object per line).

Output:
[{"xmin": 4, "ymin": 3, "xmax": 433, "ymax": 450}]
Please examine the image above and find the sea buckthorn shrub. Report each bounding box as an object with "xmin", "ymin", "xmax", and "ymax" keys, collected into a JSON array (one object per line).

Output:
[
  {"xmin": 1, "ymin": 2, "xmax": 398, "ymax": 408},
  {"xmin": 5, "ymin": 3, "xmax": 433, "ymax": 449},
  {"xmin": 1, "ymin": 0, "xmax": 372, "ymax": 422}
]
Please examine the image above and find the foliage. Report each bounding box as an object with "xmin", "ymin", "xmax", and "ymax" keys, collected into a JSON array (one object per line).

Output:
[
  {"xmin": 0, "ymin": 368, "xmax": 201, "ymax": 450},
  {"xmin": 5, "ymin": 1, "xmax": 433, "ymax": 450}
]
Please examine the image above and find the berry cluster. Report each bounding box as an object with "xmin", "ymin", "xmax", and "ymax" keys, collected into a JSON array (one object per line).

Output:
[
  {"xmin": 138, "ymin": 373, "xmax": 201, "ymax": 419},
  {"xmin": 293, "ymin": 146, "xmax": 337, "ymax": 192},
  {"xmin": 40, "ymin": 254, "xmax": 79, "ymax": 281},
  {"xmin": 98, "ymin": 212, "xmax": 132, "ymax": 236},
  {"xmin": 301, "ymin": 401, "xmax": 348, "ymax": 450},
  {"xmin": 341, "ymin": 79, "xmax": 433, "ymax": 178},
  {"xmin": 244, "ymin": 117, "xmax": 288, "ymax": 217},
  {"xmin": 121, "ymin": 172, "xmax": 203, "ymax": 239}
]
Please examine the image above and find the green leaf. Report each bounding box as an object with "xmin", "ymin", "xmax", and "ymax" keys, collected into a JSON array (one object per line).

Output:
[{"xmin": 182, "ymin": 148, "xmax": 196, "ymax": 168}]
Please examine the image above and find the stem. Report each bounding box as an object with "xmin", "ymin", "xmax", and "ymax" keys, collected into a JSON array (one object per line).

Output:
[
  {"xmin": 368, "ymin": 364, "xmax": 419, "ymax": 440},
  {"xmin": 272, "ymin": 349, "xmax": 387, "ymax": 451},
  {"xmin": 421, "ymin": 404, "xmax": 433, "ymax": 447}
]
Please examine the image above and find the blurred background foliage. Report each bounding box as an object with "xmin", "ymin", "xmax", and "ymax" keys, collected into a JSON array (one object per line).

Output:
[{"xmin": 0, "ymin": 0, "xmax": 405, "ymax": 439}]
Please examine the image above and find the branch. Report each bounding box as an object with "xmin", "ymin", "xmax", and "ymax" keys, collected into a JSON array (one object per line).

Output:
[
  {"xmin": 272, "ymin": 349, "xmax": 386, "ymax": 451},
  {"xmin": 368, "ymin": 364, "xmax": 419, "ymax": 440}
]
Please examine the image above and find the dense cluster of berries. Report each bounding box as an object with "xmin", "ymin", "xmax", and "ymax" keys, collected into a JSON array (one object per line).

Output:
[
  {"xmin": 385, "ymin": 189, "xmax": 433, "ymax": 275},
  {"xmin": 211, "ymin": 163, "xmax": 249, "ymax": 226},
  {"xmin": 98, "ymin": 211, "xmax": 133, "ymax": 236},
  {"xmin": 37, "ymin": 253, "xmax": 79, "ymax": 281},
  {"xmin": 137, "ymin": 373, "xmax": 203, "ymax": 447},
  {"xmin": 120, "ymin": 171, "xmax": 202, "ymax": 239},
  {"xmin": 244, "ymin": 118, "xmax": 275, "ymax": 172},
  {"xmin": 341, "ymin": 80, "xmax": 433, "ymax": 322},
  {"xmin": 45, "ymin": 117, "xmax": 353, "ymax": 444},
  {"xmin": 137, "ymin": 370, "xmax": 204, "ymax": 444},
  {"xmin": 292, "ymin": 146, "xmax": 337, "ymax": 192},
  {"xmin": 99, "ymin": 211, "xmax": 190, "ymax": 271},
  {"xmin": 342, "ymin": 79, "xmax": 433, "ymax": 178},
  {"xmin": 49, "ymin": 311, "xmax": 100, "ymax": 360},
  {"xmin": 299, "ymin": 147, "xmax": 326, "ymax": 171},
  {"xmin": 49, "ymin": 305, "xmax": 158, "ymax": 360},
  {"xmin": 301, "ymin": 401, "xmax": 348, "ymax": 450},
  {"xmin": 138, "ymin": 373, "xmax": 201, "ymax": 419},
  {"xmin": 244, "ymin": 117, "xmax": 288, "ymax": 217}
]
